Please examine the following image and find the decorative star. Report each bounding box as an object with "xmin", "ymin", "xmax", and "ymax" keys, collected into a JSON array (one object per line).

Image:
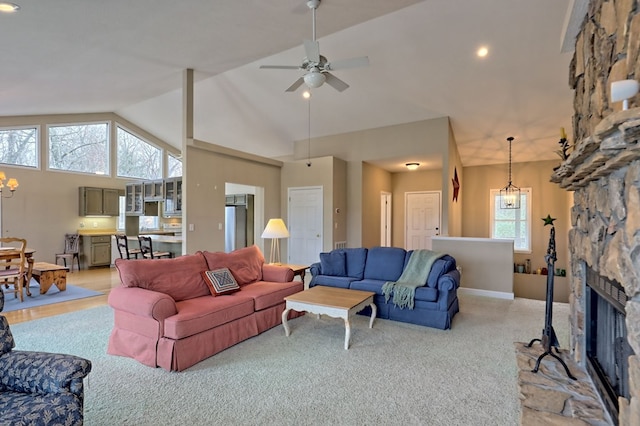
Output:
[
  {"xmin": 451, "ymin": 167, "xmax": 460, "ymax": 202},
  {"xmin": 542, "ymin": 214, "xmax": 556, "ymax": 226}
]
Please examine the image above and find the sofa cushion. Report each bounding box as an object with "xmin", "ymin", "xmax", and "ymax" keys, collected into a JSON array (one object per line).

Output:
[
  {"xmin": 202, "ymin": 268, "xmax": 240, "ymax": 296},
  {"xmin": 363, "ymin": 247, "xmax": 407, "ymax": 281},
  {"xmin": 202, "ymin": 245, "xmax": 264, "ymax": 286},
  {"xmin": 115, "ymin": 253, "xmax": 210, "ymax": 302},
  {"xmin": 311, "ymin": 275, "xmax": 357, "ymax": 289},
  {"xmin": 319, "ymin": 251, "xmax": 346, "ymax": 276},
  {"xmin": 164, "ymin": 295, "xmax": 255, "ymax": 339},
  {"xmin": 343, "ymin": 248, "xmax": 367, "ymax": 279},
  {"xmin": 234, "ymin": 281, "xmax": 303, "ymax": 311}
]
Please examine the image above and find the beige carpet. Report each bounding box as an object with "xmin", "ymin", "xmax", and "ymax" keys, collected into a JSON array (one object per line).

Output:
[{"xmin": 10, "ymin": 293, "xmax": 570, "ymax": 425}]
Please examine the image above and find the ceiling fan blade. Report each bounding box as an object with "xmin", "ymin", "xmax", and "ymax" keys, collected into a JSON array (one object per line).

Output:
[
  {"xmin": 303, "ymin": 39, "xmax": 320, "ymax": 63},
  {"xmin": 325, "ymin": 56, "xmax": 369, "ymax": 71},
  {"xmin": 324, "ymin": 72, "xmax": 349, "ymax": 92},
  {"xmin": 259, "ymin": 65, "xmax": 300, "ymax": 70},
  {"xmin": 285, "ymin": 77, "xmax": 305, "ymax": 92}
]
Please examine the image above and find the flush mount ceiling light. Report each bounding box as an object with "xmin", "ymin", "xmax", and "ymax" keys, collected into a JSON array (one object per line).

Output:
[
  {"xmin": 0, "ymin": 2, "xmax": 20, "ymax": 12},
  {"xmin": 500, "ymin": 136, "xmax": 520, "ymax": 209},
  {"xmin": 405, "ymin": 162, "xmax": 420, "ymax": 171}
]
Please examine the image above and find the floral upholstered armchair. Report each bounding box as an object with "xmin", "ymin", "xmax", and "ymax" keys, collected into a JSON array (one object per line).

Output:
[{"xmin": 0, "ymin": 290, "xmax": 92, "ymax": 425}]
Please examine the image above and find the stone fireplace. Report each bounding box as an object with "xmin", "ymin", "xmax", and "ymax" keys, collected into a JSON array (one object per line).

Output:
[
  {"xmin": 552, "ymin": 108, "xmax": 640, "ymax": 424},
  {"xmin": 550, "ymin": 1, "xmax": 640, "ymax": 424}
]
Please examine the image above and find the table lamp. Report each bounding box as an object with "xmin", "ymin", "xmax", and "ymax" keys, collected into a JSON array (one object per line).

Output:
[{"xmin": 261, "ymin": 218, "xmax": 289, "ymax": 264}]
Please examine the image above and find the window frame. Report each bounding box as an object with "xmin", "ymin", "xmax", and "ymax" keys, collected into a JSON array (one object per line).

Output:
[
  {"xmin": 115, "ymin": 123, "xmax": 163, "ymax": 180},
  {"xmin": 490, "ymin": 187, "xmax": 532, "ymax": 253},
  {"xmin": 0, "ymin": 125, "xmax": 40, "ymax": 170},
  {"xmin": 47, "ymin": 121, "xmax": 110, "ymax": 176}
]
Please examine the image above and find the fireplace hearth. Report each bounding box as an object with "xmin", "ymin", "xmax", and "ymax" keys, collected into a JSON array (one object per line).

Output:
[{"xmin": 585, "ymin": 267, "xmax": 633, "ymax": 422}]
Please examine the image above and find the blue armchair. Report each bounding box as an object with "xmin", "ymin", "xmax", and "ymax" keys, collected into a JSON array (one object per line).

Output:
[{"xmin": 0, "ymin": 290, "xmax": 92, "ymax": 425}]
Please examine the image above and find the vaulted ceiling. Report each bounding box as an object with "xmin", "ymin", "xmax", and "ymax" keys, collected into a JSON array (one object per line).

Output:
[{"xmin": 2, "ymin": 0, "xmax": 577, "ymax": 171}]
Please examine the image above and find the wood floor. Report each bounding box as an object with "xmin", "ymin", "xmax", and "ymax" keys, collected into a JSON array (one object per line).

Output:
[{"xmin": 3, "ymin": 267, "xmax": 121, "ymax": 325}]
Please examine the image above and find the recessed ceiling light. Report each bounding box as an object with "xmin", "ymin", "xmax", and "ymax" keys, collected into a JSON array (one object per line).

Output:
[
  {"xmin": 0, "ymin": 2, "xmax": 20, "ymax": 13},
  {"xmin": 477, "ymin": 46, "xmax": 489, "ymax": 58}
]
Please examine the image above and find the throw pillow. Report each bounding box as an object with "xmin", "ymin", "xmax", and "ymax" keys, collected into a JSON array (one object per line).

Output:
[
  {"xmin": 319, "ymin": 251, "xmax": 346, "ymax": 276},
  {"xmin": 202, "ymin": 268, "xmax": 240, "ymax": 296}
]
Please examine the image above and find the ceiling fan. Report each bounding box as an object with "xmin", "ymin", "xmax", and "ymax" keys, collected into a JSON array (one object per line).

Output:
[{"xmin": 260, "ymin": 0, "xmax": 369, "ymax": 92}]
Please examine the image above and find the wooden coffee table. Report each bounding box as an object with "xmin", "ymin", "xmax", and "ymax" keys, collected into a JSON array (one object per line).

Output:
[{"xmin": 282, "ymin": 286, "xmax": 376, "ymax": 350}]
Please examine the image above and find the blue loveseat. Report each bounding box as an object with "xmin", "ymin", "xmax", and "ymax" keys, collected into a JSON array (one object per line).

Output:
[{"xmin": 309, "ymin": 247, "xmax": 460, "ymax": 330}]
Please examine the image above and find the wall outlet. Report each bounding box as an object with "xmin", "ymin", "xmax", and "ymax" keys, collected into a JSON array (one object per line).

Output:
[{"xmin": 93, "ymin": 222, "xmax": 98, "ymax": 228}]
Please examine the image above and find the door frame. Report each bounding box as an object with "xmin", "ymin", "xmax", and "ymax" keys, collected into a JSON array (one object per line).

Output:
[
  {"xmin": 380, "ymin": 191, "xmax": 392, "ymax": 247},
  {"xmin": 287, "ymin": 186, "xmax": 323, "ymax": 265}
]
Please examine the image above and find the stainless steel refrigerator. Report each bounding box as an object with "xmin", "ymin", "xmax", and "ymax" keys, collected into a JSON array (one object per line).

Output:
[{"xmin": 225, "ymin": 206, "xmax": 247, "ymax": 253}]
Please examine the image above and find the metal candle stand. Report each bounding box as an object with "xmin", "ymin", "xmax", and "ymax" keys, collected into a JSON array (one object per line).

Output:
[{"xmin": 527, "ymin": 220, "xmax": 576, "ymax": 380}]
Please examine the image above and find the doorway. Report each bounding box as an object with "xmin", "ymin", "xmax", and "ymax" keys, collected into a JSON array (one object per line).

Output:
[
  {"xmin": 405, "ymin": 191, "xmax": 441, "ymax": 250},
  {"xmin": 225, "ymin": 183, "xmax": 264, "ymax": 254},
  {"xmin": 288, "ymin": 186, "xmax": 323, "ymax": 265},
  {"xmin": 380, "ymin": 192, "xmax": 392, "ymax": 247}
]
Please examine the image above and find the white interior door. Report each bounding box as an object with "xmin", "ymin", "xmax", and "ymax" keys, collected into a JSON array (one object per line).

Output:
[
  {"xmin": 288, "ymin": 186, "xmax": 323, "ymax": 265},
  {"xmin": 405, "ymin": 191, "xmax": 441, "ymax": 250},
  {"xmin": 381, "ymin": 192, "xmax": 392, "ymax": 247}
]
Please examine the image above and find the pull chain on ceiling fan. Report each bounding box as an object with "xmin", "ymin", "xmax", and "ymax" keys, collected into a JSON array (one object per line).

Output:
[{"xmin": 260, "ymin": 0, "xmax": 369, "ymax": 92}]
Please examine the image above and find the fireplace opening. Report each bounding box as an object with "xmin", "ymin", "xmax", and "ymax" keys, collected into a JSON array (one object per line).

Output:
[{"xmin": 585, "ymin": 267, "xmax": 633, "ymax": 423}]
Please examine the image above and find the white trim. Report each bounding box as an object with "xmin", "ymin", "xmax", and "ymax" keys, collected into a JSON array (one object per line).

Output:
[
  {"xmin": 47, "ymin": 121, "xmax": 110, "ymax": 175},
  {"xmin": 458, "ymin": 287, "xmax": 515, "ymax": 300},
  {"xmin": 489, "ymin": 187, "xmax": 532, "ymax": 253}
]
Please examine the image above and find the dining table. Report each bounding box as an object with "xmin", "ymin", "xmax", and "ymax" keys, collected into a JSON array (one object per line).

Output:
[{"xmin": 0, "ymin": 247, "xmax": 36, "ymax": 298}]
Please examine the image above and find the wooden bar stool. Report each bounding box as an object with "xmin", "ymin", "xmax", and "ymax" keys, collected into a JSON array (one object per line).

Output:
[{"xmin": 138, "ymin": 236, "xmax": 172, "ymax": 259}]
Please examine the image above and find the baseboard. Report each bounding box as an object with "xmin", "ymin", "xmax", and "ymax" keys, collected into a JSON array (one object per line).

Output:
[{"xmin": 458, "ymin": 287, "xmax": 514, "ymax": 300}]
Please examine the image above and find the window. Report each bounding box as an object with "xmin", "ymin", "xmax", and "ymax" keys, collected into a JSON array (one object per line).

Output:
[
  {"xmin": 490, "ymin": 188, "xmax": 532, "ymax": 253},
  {"xmin": 49, "ymin": 122, "xmax": 109, "ymax": 174},
  {"xmin": 167, "ymin": 153, "xmax": 182, "ymax": 178},
  {"xmin": 0, "ymin": 126, "xmax": 39, "ymax": 168},
  {"xmin": 116, "ymin": 126, "xmax": 161, "ymax": 179}
]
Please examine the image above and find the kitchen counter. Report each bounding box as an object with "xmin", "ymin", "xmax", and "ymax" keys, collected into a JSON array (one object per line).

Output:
[
  {"xmin": 126, "ymin": 235, "xmax": 182, "ymax": 244},
  {"xmin": 78, "ymin": 229, "xmax": 117, "ymax": 236}
]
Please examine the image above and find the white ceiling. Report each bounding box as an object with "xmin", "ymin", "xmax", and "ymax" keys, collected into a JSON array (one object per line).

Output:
[{"xmin": 1, "ymin": 0, "xmax": 577, "ymax": 171}]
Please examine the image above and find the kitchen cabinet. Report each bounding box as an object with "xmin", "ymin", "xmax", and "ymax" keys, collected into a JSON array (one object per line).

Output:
[
  {"xmin": 125, "ymin": 182, "xmax": 144, "ymax": 215},
  {"xmin": 144, "ymin": 179, "xmax": 164, "ymax": 201},
  {"xmin": 225, "ymin": 194, "xmax": 248, "ymax": 205},
  {"xmin": 79, "ymin": 187, "xmax": 120, "ymax": 216},
  {"xmin": 164, "ymin": 177, "xmax": 182, "ymax": 217},
  {"xmin": 82, "ymin": 235, "xmax": 111, "ymax": 268}
]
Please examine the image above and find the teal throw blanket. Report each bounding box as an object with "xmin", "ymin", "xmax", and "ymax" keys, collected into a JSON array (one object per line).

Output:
[{"xmin": 382, "ymin": 250, "xmax": 444, "ymax": 310}]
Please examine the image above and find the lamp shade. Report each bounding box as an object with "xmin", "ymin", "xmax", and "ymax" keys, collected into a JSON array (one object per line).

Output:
[{"xmin": 261, "ymin": 218, "xmax": 290, "ymax": 239}]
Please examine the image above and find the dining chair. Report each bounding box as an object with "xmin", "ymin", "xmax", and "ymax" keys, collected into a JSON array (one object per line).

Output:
[
  {"xmin": 115, "ymin": 234, "xmax": 141, "ymax": 260},
  {"xmin": 0, "ymin": 237, "xmax": 29, "ymax": 302},
  {"xmin": 138, "ymin": 235, "xmax": 172, "ymax": 259},
  {"xmin": 55, "ymin": 233, "xmax": 81, "ymax": 272}
]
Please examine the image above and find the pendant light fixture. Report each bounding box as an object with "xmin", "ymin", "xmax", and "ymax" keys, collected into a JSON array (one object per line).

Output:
[{"xmin": 500, "ymin": 136, "xmax": 520, "ymax": 209}]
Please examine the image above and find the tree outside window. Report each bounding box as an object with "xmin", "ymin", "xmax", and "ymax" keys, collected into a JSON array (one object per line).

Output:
[
  {"xmin": 49, "ymin": 123, "xmax": 109, "ymax": 174},
  {"xmin": 116, "ymin": 126, "xmax": 161, "ymax": 179},
  {"xmin": 168, "ymin": 154, "xmax": 182, "ymax": 178},
  {"xmin": 0, "ymin": 127, "xmax": 38, "ymax": 168}
]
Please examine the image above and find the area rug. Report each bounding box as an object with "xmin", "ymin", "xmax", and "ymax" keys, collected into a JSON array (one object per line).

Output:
[
  {"xmin": 8, "ymin": 294, "xmax": 570, "ymax": 425},
  {"xmin": 3, "ymin": 280, "xmax": 102, "ymax": 312}
]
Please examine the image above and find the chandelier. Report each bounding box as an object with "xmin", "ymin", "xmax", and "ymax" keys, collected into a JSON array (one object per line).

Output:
[{"xmin": 500, "ymin": 137, "xmax": 520, "ymax": 209}]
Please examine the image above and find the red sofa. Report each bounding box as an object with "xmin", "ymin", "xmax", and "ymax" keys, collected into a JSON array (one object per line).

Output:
[{"xmin": 107, "ymin": 245, "xmax": 303, "ymax": 371}]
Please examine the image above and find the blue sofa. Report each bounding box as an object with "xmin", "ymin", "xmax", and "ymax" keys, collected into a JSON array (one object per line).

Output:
[{"xmin": 309, "ymin": 247, "xmax": 460, "ymax": 330}]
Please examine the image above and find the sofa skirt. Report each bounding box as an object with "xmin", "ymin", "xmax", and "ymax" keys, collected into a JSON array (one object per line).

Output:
[{"xmin": 157, "ymin": 314, "xmax": 259, "ymax": 371}]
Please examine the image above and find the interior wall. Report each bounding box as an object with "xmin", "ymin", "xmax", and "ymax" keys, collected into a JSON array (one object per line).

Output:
[
  {"xmin": 461, "ymin": 159, "xmax": 572, "ymax": 291},
  {"xmin": 361, "ymin": 162, "xmax": 392, "ymax": 248},
  {"xmin": 184, "ymin": 143, "xmax": 281, "ymax": 255},
  {"xmin": 390, "ymin": 168, "xmax": 442, "ymax": 248},
  {"xmin": 332, "ymin": 157, "xmax": 348, "ymax": 248},
  {"xmin": 445, "ymin": 122, "xmax": 463, "ymax": 237},
  {"xmin": 281, "ymin": 156, "xmax": 337, "ymax": 256}
]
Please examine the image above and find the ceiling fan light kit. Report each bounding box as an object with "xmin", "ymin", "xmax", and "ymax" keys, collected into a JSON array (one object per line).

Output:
[{"xmin": 260, "ymin": 0, "xmax": 369, "ymax": 92}]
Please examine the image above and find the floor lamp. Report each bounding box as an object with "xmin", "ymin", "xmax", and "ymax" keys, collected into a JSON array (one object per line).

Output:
[
  {"xmin": 261, "ymin": 218, "xmax": 289, "ymax": 264},
  {"xmin": 0, "ymin": 171, "xmax": 19, "ymax": 246}
]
